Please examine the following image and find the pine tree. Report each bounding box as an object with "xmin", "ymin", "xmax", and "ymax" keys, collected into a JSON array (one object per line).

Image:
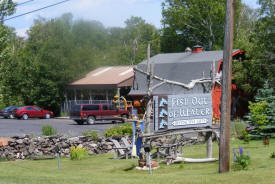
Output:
[
  {"xmin": 246, "ymin": 81, "xmax": 275, "ymax": 138},
  {"xmin": 255, "ymin": 81, "xmax": 275, "ymax": 126}
]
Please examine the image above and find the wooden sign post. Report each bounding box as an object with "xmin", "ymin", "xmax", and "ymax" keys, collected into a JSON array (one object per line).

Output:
[{"xmin": 219, "ymin": 0, "xmax": 234, "ymax": 173}]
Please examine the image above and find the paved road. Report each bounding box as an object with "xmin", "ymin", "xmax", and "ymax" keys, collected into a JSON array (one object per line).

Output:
[{"xmin": 0, "ymin": 118, "xmax": 122, "ymax": 137}]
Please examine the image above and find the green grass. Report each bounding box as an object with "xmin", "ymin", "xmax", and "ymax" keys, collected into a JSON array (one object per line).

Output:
[{"xmin": 0, "ymin": 139, "xmax": 275, "ymax": 184}]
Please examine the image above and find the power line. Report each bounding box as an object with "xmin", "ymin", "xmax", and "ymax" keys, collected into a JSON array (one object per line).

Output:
[
  {"xmin": 4, "ymin": 0, "xmax": 70, "ymax": 22},
  {"xmin": 17, "ymin": 0, "xmax": 35, "ymax": 6}
]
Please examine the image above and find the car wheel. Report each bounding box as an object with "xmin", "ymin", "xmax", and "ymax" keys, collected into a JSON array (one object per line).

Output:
[
  {"xmin": 9, "ymin": 114, "xmax": 14, "ymax": 119},
  {"xmin": 75, "ymin": 120, "xmax": 84, "ymax": 125},
  {"xmin": 87, "ymin": 116, "xmax": 95, "ymax": 125},
  {"xmin": 22, "ymin": 114, "xmax": 28, "ymax": 120},
  {"xmin": 45, "ymin": 113, "xmax": 51, "ymax": 119},
  {"xmin": 121, "ymin": 114, "xmax": 128, "ymax": 123}
]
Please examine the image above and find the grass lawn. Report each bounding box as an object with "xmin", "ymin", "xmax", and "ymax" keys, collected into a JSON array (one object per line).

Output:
[{"xmin": 0, "ymin": 139, "xmax": 275, "ymax": 184}]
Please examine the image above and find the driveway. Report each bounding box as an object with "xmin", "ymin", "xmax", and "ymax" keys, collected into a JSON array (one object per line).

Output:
[{"xmin": 0, "ymin": 118, "xmax": 122, "ymax": 137}]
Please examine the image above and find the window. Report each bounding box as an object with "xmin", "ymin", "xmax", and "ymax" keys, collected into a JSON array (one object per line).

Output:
[
  {"xmin": 34, "ymin": 107, "xmax": 41, "ymax": 111},
  {"xmin": 103, "ymin": 105, "xmax": 108, "ymax": 110},
  {"xmin": 82, "ymin": 105, "xmax": 99, "ymax": 111},
  {"xmin": 26, "ymin": 107, "xmax": 33, "ymax": 110},
  {"xmin": 72, "ymin": 105, "xmax": 81, "ymax": 112},
  {"xmin": 109, "ymin": 104, "xmax": 117, "ymax": 110}
]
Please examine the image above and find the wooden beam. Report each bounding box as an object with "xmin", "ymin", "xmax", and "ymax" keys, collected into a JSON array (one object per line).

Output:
[{"xmin": 219, "ymin": 0, "xmax": 234, "ymax": 173}]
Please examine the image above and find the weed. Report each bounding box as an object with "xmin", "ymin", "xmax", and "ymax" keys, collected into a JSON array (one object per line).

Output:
[
  {"xmin": 82, "ymin": 130, "xmax": 99, "ymax": 141},
  {"xmin": 70, "ymin": 146, "xmax": 88, "ymax": 160},
  {"xmin": 41, "ymin": 125, "xmax": 57, "ymax": 136},
  {"xmin": 233, "ymin": 147, "xmax": 250, "ymax": 170}
]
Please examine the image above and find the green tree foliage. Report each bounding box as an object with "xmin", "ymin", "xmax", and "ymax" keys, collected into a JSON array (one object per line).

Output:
[
  {"xmin": 0, "ymin": 0, "xmax": 18, "ymax": 107},
  {"xmin": 247, "ymin": 101, "xmax": 268, "ymax": 129},
  {"xmin": 254, "ymin": 81, "xmax": 275, "ymax": 125},
  {"xmin": 233, "ymin": 2, "xmax": 274, "ymax": 97},
  {"xmin": 0, "ymin": 14, "xmax": 160, "ymax": 115},
  {"xmin": 161, "ymin": 0, "xmax": 241, "ymax": 52},
  {"xmin": 0, "ymin": 0, "xmax": 16, "ymax": 23},
  {"xmin": 246, "ymin": 81, "xmax": 275, "ymax": 138}
]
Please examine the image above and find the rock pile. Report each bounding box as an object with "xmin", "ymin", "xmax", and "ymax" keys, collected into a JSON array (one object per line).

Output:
[
  {"xmin": 0, "ymin": 135, "xmax": 115, "ymax": 160},
  {"xmin": 0, "ymin": 134, "xmax": 204, "ymax": 160}
]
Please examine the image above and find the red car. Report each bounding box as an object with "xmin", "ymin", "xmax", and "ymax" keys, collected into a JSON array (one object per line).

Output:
[{"xmin": 13, "ymin": 106, "xmax": 54, "ymax": 120}]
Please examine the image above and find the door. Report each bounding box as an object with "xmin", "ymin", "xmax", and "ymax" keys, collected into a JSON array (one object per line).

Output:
[
  {"xmin": 34, "ymin": 107, "xmax": 44, "ymax": 118},
  {"xmin": 108, "ymin": 104, "xmax": 119, "ymax": 120},
  {"xmin": 25, "ymin": 107, "xmax": 35, "ymax": 117}
]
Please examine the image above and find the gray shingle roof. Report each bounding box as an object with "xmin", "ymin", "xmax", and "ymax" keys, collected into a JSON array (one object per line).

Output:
[{"xmin": 129, "ymin": 49, "xmax": 240, "ymax": 96}]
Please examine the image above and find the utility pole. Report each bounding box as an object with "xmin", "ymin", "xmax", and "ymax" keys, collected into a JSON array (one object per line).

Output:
[{"xmin": 219, "ymin": 0, "xmax": 234, "ymax": 173}]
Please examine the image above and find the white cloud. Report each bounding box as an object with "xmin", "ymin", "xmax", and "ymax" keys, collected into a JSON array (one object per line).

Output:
[{"xmin": 16, "ymin": 27, "xmax": 28, "ymax": 37}]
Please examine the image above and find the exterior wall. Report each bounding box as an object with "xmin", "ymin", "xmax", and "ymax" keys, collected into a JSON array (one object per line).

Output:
[{"xmin": 212, "ymin": 84, "xmax": 222, "ymax": 119}]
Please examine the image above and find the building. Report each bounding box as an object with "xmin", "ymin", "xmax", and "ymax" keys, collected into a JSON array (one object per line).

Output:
[
  {"xmin": 129, "ymin": 46, "xmax": 246, "ymax": 119},
  {"xmin": 63, "ymin": 66, "xmax": 134, "ymax": 113}
]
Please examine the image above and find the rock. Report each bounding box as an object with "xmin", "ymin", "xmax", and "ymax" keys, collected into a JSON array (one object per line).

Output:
[
  {"xmin": 89, "ymin": 144, "xmax": 97, "ymax": 148},
  {"xmin": 146, "ymin": 160, "xmax": 159, "ymax": 168},
  {"xmin": 16, "ymin": 139, "xmax": 24, "ymax": 144}
]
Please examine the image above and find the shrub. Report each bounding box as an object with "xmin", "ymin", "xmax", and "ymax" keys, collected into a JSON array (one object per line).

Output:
[
  {"xmin": 103, "ymin": 123, "xmax": 132, "ymax": 137},
  {"xmin": 82, "ymin": 130, "xmax": 99, "ymax": 141},
  {"xmin": 247, "ymin": 101, "xmax": 269, "ymax": 129},
  {"xmin": 70, "ymin": 146, "xmax": 88, "ymax": 160},
  {"xmin": 232, "ymin": 119, "xmax": 247, "ymax": 138},
  {"xmin": 241, "ymin": 130, "xmax": 250, "ymax": 143},
  {"xmin": 42, "ymin": 125, "xmax": 57, "ymax": 136},
  {"xmin": 233, "ymin": 147, "xmax": 250, "ymax": 170}
]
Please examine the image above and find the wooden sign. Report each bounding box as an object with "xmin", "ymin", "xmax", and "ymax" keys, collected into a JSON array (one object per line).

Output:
[{"xmin": 153, "ymin": 94, "xmax": 213, "ymax": 131}]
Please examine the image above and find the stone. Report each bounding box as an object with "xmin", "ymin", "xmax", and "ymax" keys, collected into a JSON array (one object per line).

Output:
[
  {"xmin": 146, "ymin": 160, "xmax": 159, "ymax": 168},
  {"xmin": 16, "ymin": 139, "xmax": 23, "ymax": 144}
]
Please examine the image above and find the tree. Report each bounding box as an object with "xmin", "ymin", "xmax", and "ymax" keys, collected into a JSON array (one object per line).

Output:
[
  {"xmin": 161, "ymin": 0, "xmax": 241, "ymax": 52},
  {"xmin": 0, "ymin": 14, "xmax": 160, "ymax": 115},
  {"xmin": 0, "ymin": 0, "xmax": 16, "ymax": 23},
  {"xmin": 246, "ymin": 81, "xmax": 275, "ymax": 138},
  {"xmin": 256, "ymin": 0, "xmax": 275, "ymax": 84},
  {"xmin": 233, "ymin": 1, "xmax": 274, "ymax": 97}
]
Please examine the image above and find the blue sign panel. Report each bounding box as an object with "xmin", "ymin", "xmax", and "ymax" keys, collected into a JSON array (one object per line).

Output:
[{"xmin": 154, "ymin": 93, "xmax": 212, "ymax": 131}]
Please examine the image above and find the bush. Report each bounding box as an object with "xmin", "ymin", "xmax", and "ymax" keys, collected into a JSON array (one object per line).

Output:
[
  {"xmin": 42, "ymin": 125, "xmax": 57, "ymax": 136},
  {"xmin": 70, "ymin": 146, "xmax": 88, "ymax": 160},
  {"xmin": 233, "ymin": 147, "xmax": 250, "ymax": 170},
  {"xmin": 232, "ymin": 119, "xmax": 247, "ymax": 138},
  {"xmin": 247, "ymin": 101, "xmax": 269, "ymax": 129},
  {"xmin": 241, "ymin": 130, "xmax": 251, "ymax": 143},
  {"xmin": 103, "ymin": 123, "xmax": 132, "ymax": 137},
  {"xmin": 82, "ymin": 130, "xmax": 99, "ymax": 141}
]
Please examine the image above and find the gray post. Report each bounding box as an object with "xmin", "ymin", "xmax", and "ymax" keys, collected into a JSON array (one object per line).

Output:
[{"xmin": 206, "ymin": 131, "xmax": 213, "ymax": 158}]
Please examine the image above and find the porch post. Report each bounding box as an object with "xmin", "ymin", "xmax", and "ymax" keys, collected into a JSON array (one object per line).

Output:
[
  {"xmin": 106, "ymin": 90, "xmax": 109, "ymax": 101},
  {"xmin": 74, "ymin": 88, "xmax": 77, "ymax": 102}
]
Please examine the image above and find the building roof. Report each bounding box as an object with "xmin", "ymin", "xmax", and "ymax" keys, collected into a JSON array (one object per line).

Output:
[
  {"xmin": 68, "ymin": 66, "xmax": 134, "ymax": 89},
  {"xmin": 129, "ymin": 49, "xmax": 243, "ymax": 96}
]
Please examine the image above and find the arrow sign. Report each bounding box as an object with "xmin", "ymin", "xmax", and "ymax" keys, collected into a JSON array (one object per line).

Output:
[
  {"xmin": 159, "ymin": 119, "xmax": 168, "ymax": 129},
  {"xmin": 159, "ymin": 98, "xmax": 168, "ymax": 107},
  {"xmin": 159, "ymin": 108, "xmax": 168, "ymax": 118}
]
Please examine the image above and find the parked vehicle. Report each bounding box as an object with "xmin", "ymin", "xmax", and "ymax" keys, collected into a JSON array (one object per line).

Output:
[
  {"xmin": 70, "ymin": 104, "xmax": 129, "ymax": 125},
  {"xmin": 13, "ymin": 106, "xmax": 54, "ymax": 120},
  {"xmin": 0, "ymin": 106, "xmax": 18, "ymax": 119}
]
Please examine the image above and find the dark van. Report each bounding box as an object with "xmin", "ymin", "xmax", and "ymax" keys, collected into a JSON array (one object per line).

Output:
[{"xmin": 69, "ymin": 104, "xmax": 129, "ymax": 125}]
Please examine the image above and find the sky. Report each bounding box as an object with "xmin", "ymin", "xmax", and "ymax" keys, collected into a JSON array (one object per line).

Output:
[{"xmin": 5, "ymin": 0, "xmax": 259, "ymax": 37}]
